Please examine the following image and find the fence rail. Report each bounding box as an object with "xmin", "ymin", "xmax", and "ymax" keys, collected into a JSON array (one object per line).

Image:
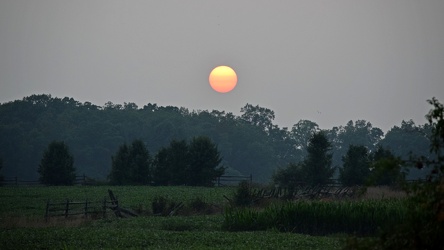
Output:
[
  {"xmin": 216, "ymin": 174, "xmax": 252, "ymax": 186},
  {"xmin": 0, "ymin": 174, "xmax": 94, "ymax": 186},
  {"xmin": 45, "ymin": 198, "xmax": 116, "ymax": 221}
]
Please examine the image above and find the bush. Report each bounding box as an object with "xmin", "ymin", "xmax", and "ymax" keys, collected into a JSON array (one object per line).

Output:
[{"xmin": 233, "ymin": 181, "xmax": 254, "ymax": 207}]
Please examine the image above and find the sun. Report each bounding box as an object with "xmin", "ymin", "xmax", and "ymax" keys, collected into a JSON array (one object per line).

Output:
[{"xmin": 209, "ymin": 66, "xmax": 237, "ymax": 93}]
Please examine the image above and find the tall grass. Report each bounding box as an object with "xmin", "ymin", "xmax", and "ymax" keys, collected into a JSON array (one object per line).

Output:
[{"xmin": 223, "ymin": 199, "xmax": 407, "ymax": 236}]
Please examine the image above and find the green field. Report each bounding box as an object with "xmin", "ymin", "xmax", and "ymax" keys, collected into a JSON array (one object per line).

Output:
[{"xmin": 0, "ymin": 186, "xmax": 351, "ymax": 249}]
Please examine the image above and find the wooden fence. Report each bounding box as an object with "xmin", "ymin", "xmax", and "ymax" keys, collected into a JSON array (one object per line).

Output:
[
  {"xmin": 44, "ymin": 198, "xmax": 115, "ymax": 221},
  {"xmin": 251, "ymin": 184, "xmax": 360, "ymax": 200},
  {"xmin": 216, "ymin": 174, "xmax": 252, "ymax": 186},
  {"xmin": 44, "ymin": 190, "xmax": 137, "ymax": 221},
  {"xmin": 1, "ymin": 174, "xmax": 94, "ymax": 186}
]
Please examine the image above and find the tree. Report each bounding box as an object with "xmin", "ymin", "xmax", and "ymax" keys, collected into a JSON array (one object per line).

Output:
[
  {"xmin": 379, "ymin": 120, "xmax": 432, "ymax": 180},
  {"xmin": 152, "ymin": 147, "xmax": 170, "ymax": 186},
  {"xmin": 187, "ymin": 136, "xmax": 224, "ymax": 186},
  {"xmin": 0, "ymin": 158, "xmax": 4, "ymax": 184},
  {"xmin": 303, "ymin": 131, "xmax": 335, "ymax": 185},
  {"xmin": 38, "ymin": 141, "xmax": 76, "ymax": 185},
  {"xmin": 109, "ymin": 143, "xmax": 130, "ymax": 185},
  {"xmin": 339, "ymin": 145, "xmax": 371, "ymax": 186},
  {"xmin": 240, "ymin": 103, "xmax": 275, "ymax": 132},
  {"xmin": 367, "ymin": 146, "xmax": 404, "ymax": 186},
  {"xmin": 345, "ymin": 98, "xmax": 444, "ymax": 249},
  {"xmin": 328, "ymin": 120, "xmax": 383, "ymax": 170},
  {"xmin": 290, "ymin": 120, "xmax": 320, "ymax": 155},
  {"xmin": 109, "ymin": 140, "xmax": 152, "ymax": 185},
  {"xmin": 128, "ymin": 140, "xmax": 151, "ymax": 185},
  {"xmin": 152, "ymin": 139, "xmax": 189, "ymax": 186}
]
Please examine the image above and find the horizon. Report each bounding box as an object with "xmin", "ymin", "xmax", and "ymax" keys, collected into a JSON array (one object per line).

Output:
[{"xmin": 1, "ymin": 1, "xmax": 443, "ymax": 133}]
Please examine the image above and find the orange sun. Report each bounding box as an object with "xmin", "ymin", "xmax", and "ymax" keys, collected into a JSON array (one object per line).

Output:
[{"xmin": 209, "ymin": 66, "xmax": 237, "ymax": 93}]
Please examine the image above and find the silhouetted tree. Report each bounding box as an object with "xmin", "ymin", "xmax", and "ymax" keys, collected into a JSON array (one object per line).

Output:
[
  {"xmin": 109, "ymin": 140, "xmax": 151, "ymax": 185},
  {"xmin": 340, "ymin": 145, "xmax": 370, "ymax": 186},
  {"xmin": 152, "ymin": 139, "xmax": 189, "ymax": 185},
  {"xmin": 0, "ymin": 158, "xmax": 4, "ymax": 184},
  {"xmin": 240, "ymin": 103, "xmax": 275, "ymax": 132},
  {"xmin": 303, "ymin": 132, "xmax": 335, "ymax": 185},
  {"xmin": 187, "ymin": 136, "xmax": 224, "ymax": 186},
  {"xmin": 38, "ymin": 141, "xmax": 76, "ymax": 185},
  {"xmin": 367, "ymin": 146, "xmax": 404, "ymax": 186},
  {"xmin": 128, "ymin": 140, "xmax": 151, "ymax": 184}
]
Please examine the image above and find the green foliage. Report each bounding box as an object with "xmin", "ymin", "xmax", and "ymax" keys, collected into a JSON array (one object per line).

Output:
[
  {"xmin": 152, "ymin": 136, "xmax": 224, "ymax": 186},
  {"xmin": 345, "ymin": 97, "xmax": 444, "ymax": 249},
  {"xmin": 339, "ymin": 145, "xmax": 371, "ymax": 186},
  {"xmin": 0, "ymin": 94, "xmax": 432, "ymax": 184},
  {"xmin": 273, "ymin": 132, "xmax": 334, "ymax": 187},
  {"xmin": 0, "ymin": 222, "xmax": 343, "ymax": 249},
  {"xmin": 232, "ymin": 181, "xmax": 254, "ymax": 207},
  {"xmin": 223, "ymin": 200, "xmax": 407, "ymax": 236},
  {"xmin": 0, "ymin": 158, "xmax": 3, "ymax": 184},
  {"xmin": 38, "ymin": 141, "xmax": 75, "ymax": 186},
  {"xmin": 273, "ymin": 162, "xmax": 305, "ymax": 189},
  {"xmin": 367, "ymin": 146, "xmax": 404, "ymax": 186},
  {"xmin": 109, "ymin": 139, "xmax": 152, "ymax": 185},
  {"xmin": 187, "ymin": 136, "xmax": 224, "ymax": 186},
  {"xmin": 327, "ymin": 120, "xmax": 384, "ymax": 172},
  {"xmin": 303, "ymin": 131, "xmax": 335, "ymax": 185},
  {"xmin": 290, "ymin": 119, "xmax": 320, "ymax": 158}
]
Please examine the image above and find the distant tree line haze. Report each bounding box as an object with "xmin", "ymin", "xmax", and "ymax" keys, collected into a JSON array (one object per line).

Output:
[{"xmin": 0, "ymin": 94, "xmax": 434, "ymax": 183}]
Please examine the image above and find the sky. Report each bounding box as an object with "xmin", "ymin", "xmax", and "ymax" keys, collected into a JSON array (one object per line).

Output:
[{"xmin": 1, "ymin": 0, "xmax": 443, "ymax": 132}]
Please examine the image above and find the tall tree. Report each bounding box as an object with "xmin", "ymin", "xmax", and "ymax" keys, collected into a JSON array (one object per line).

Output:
[
  {"xmin": 303, "ymin": 131, "xmax": 335, "ymax": 185},
  {"xmin": 328, "ymin": 120, "xmax": 383, "ymax": 169},
  {"xmin": 109, "ymin": 143, "xmax": 130, "ymax": 185},
  {"xmin": 339, "ymin": 145, "xmax": 371, "ymax": 186},
  {"xmin": 128, "ymin": 140, "xmax": 151, "ymax": 185},
  {"xmin": 240, "ymin": 103, "xmax": 275, "ymax": 132},
  {"xmin": 290, "ymin": 120, "xmax": 320, "ymax": 158},
  {"xmin": 152, "ymin": 147, "xmax": 170, "ymax": 186},
  {"xmin": 187, "ymin": 136, "xmax": 224, "ymax": 186},
  {"xmin": 38, "ymin": 141, "xmax": 76, "ymax": 185},
  {"xmin": 0, "ymin": 158, "xmax": 4, "ymax": 184},
  {"xmin": 109, "ymin": 140, "xmax": 152, "ymax": 185}
]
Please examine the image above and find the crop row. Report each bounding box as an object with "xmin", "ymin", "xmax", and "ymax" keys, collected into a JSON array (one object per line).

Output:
[{"xmin": 223, "ymin": 199, "xmax": 408, "ymax": 236}]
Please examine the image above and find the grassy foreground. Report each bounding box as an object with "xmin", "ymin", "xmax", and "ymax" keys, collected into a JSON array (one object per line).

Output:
[{"xmin": 0, "ymin": 186, "xmax": 343, "ymax": 249}]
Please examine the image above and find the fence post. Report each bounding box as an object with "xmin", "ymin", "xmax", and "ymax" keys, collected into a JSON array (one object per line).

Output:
[
  {"xmin": 249, "ymin": 174, "xmax": 253, "ymax": 185},
  {"xmin": 102, "ymin": 197, "xmax": 107, "ymax": 218},
  {"xmin": 45, "ymin": 200, "xmax": 50, "ymax": 222},
  {"xmin": 64, "ymin": 199, "xmax": 69, "ymax": 218},
  {"xmin": 15, "ymin": 177, "xmax": 18, "ymax": 185},
  {"xmin": 84, "ymin": 199, "xmax": 88, "ymax": 218}
]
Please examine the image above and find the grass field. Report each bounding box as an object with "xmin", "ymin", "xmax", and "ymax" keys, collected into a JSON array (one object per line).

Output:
[{"xmin": 0, "ymin": 185, "xmax": 392, "ymax": 249}]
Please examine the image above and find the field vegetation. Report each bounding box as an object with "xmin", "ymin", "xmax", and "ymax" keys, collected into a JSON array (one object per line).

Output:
[{"xmin": 0, "ymin": 185, "xmax": 347, "ymax": 249}]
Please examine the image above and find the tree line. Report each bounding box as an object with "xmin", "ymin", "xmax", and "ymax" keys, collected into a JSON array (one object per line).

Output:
[
  {"xmin": 273, "ymin": 131, "xmax": 404, "ymax": 188},
  {"xmin": 0, "ymin": 94, "xmax": 434, "ymax": 183},
  {"xmin": 37, "ymin": 136, "xmax": 224, "ymax": 186}
]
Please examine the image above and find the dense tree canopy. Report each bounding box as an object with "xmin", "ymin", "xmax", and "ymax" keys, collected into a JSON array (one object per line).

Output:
[
  {"xmin": 109, "ymin": 140, "xmax": 151, "ymax": 185},
  {"xmin": 151, "ymin": 136, "xmax": 224, "ymax": 186},
  {"xmin": 339, "ymin": 145, "xmax": 371, "ymax": 186},
  {"xmin": 38, "ymin": 141, "xmax": 76, "ymax": 186},
  {"xmin": 303, "ymin": 132, "xmax": 335, "ymax": 185},
  {"xmin": 0, "ymin": 94, "xmax": 433, "ymax": 183}
]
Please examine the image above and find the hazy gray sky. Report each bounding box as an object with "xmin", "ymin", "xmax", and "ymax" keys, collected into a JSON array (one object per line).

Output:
[{"xmin": 1, "ymin": 0, "xmax": 443, "ymax": 132}]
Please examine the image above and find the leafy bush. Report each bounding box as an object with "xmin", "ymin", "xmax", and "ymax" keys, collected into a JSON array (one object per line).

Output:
[{"xmin": 232, "ymin": 181, "xmax": 254, "ymax": 207}]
